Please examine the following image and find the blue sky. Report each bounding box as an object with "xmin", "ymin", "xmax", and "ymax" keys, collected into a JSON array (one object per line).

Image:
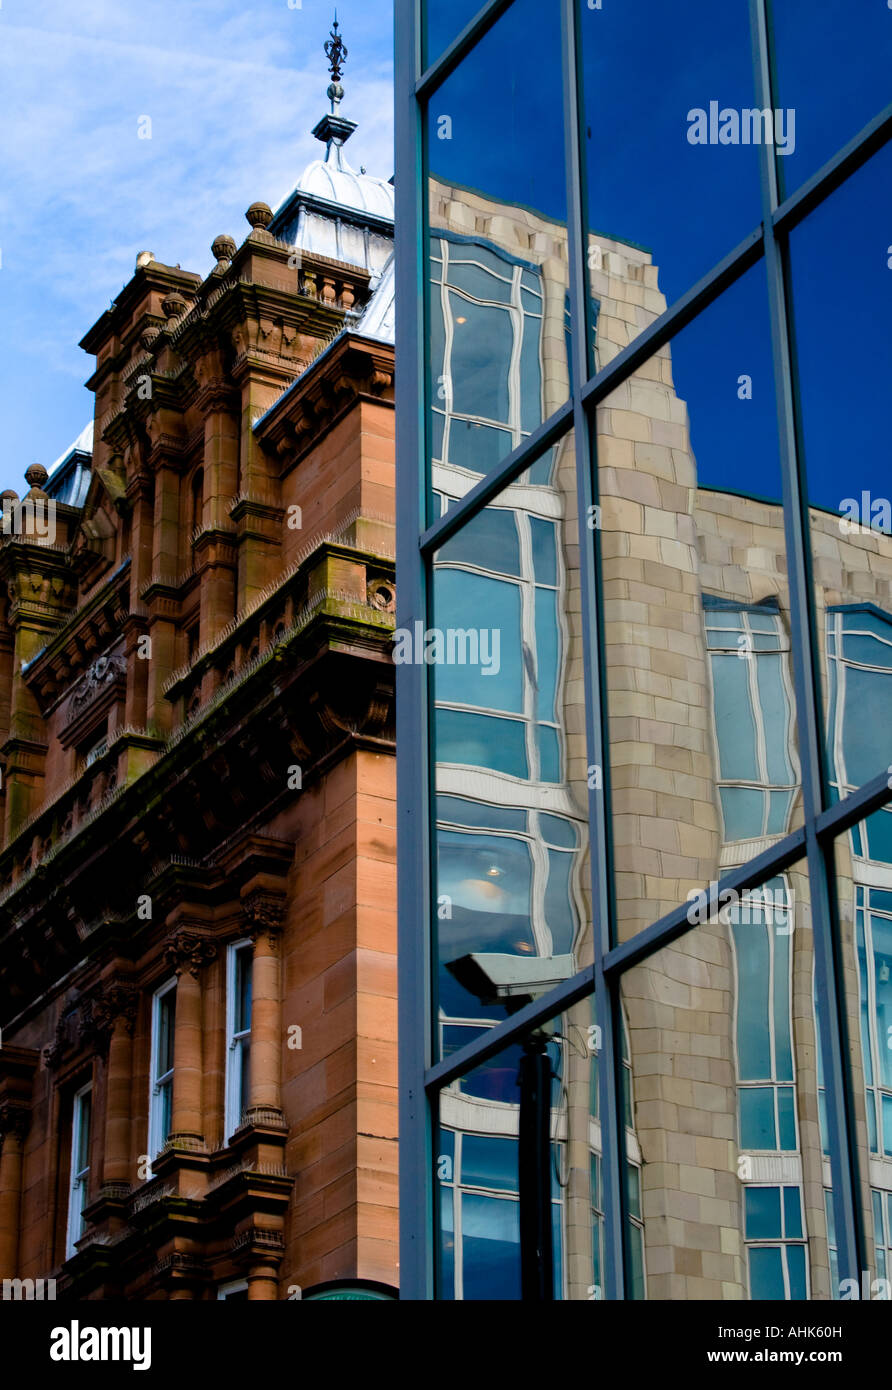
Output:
[{"xmin": 0, "ymin": 0, "xmax": 393, "ymax": 489}]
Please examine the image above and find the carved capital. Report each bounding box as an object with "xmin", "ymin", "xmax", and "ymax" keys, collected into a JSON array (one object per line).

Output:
[
  {"xmin": 92, "ymin": 982, "xmax": 139, "ymax": 1040},
  {"xmin": 164, "ymin": 930, "xmax": 217, "ymax": 977},
  {"xmin": 242, "ymin": 891, "xmax": 285, "ymax": 949},
  {"xmin": 0, "ymin": 1101, "xmax": 30, "ymax": 1143}
]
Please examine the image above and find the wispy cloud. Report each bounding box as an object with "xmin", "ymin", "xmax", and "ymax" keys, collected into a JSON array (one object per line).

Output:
[{"xmin": 0, "ymin": 0, "xmax": 393, "ymax": 481}]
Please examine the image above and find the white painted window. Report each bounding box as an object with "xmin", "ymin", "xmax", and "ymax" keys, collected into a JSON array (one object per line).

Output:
[
  {"xmin": 148, "ymin": 979, "xmax": 176, "ymax": 1158},
  {"xmin": 66, "ymin": 1082, "xmax": 92, "ymax": 1258},
  {"xmin": 217, "ymin": 1278, "xmax": 249, "ymax": 1301},
  {"xmin": 225, "ymin": 941, "xmax": 253, "ymax": 1141}
]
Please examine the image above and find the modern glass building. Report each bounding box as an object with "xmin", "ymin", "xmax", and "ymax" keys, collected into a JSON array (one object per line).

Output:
[{"xmin": 395, "ymin": 0, "xmax": 892, "ymax": 1298}]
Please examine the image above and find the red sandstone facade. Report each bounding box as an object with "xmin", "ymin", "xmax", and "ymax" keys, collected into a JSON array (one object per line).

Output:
[{"xmin": 0, "ymin": 86, "xmax": 398, "ymax": 1299}]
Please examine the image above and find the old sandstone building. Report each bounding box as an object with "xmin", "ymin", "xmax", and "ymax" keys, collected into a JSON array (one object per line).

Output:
[{"xmin": 0, "ymin": 38, "xmax": 398, "ymax": 1301}]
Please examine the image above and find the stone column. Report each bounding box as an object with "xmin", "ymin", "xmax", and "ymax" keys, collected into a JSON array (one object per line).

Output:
[
  {"xmin": 165, "ymin": 932, "xmax": 216, "ymax": 1148},
  {"xmin": 244, "ymin": 892, "xmax": 285, "ymax": 1119},
  {"xmin": 0, "ymin": 1103, "xmax": 29, "ymax": 1278},
  {"xmin": 246, "ymin": 1255, "xmax": 280, "ymax": 1301},
  {"xmin": 98, "ymin": 985, "xmax": 139, "ymax": 1187}
]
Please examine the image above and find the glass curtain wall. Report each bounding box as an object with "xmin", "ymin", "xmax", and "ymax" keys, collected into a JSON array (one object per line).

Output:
[{"xmin": 396, "ymin": 0, "xmax": 892, "ymax": 1299}]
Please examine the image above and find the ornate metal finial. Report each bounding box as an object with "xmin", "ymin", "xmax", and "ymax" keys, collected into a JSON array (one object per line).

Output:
[
  {"xmin": 324, "ymin": 15, "xmax": 347, "ymax": 84},
  {"xmin": 312, "ymin": 14, "xmax": 357, "ymax": 150}
]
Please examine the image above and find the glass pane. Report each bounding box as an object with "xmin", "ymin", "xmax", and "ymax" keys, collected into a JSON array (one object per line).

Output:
[
  {"xmin": 424, "ymin": 0, "xmax": 486, "ymax": 68},
  {"xmin": 429, "ymin": 437, "xmax": 592, "ymax": 1044},
  {"xmin": 791, "ymin": 148, "xmax": 892, "ymax": 768},
  {"xmin": 236, "ymin": 948, "xmax": 252, "ymax": 1034},
  {"xmin": 620, "ymin": 860, "xmax": 836, "ymax": 1298},
  {"xmin": 832, "ymin": 821, "xmax": 892, "ymax": 1251},
  {"xmin": 426, "ymin": 0, "xmax": 569, "ymax": 518},
  {"xmin": 578, "ymin": 0, "xmax": 762, "ymax": 374},
  {"xmin": 435, "ymin": 998, "xmax": 601, "ymax": 1299},
  {"xmin": 76, "ymin": 1091, "xmax": 91, "ymax": 1173},
  {"xmin": 768, "ymin": 0, "xmax": 892, "ymax": 199},
  {"xmin": 159, "ymin": 1081, "xmax": 172, "ymax": 1149},
  {"xmin": 157, "ymin": 989, "xmax": 175, "ymax": 1075},
  {"xmin": 597, "ymin": 262, "xmax": 802, "ymax": 944}
]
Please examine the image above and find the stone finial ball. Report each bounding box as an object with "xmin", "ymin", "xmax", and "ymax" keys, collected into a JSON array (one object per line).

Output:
[
  {"xmin": 245, "ymin": 203, "xmax": 273, "ymax": 231},
  {"xmin": 212, "ymin": 234, "xmax": 237, "ymax": 262},
  {"xmin": 162, "ymin": 291, "xmax": 187, "ymax": 320},
  {"xmin": 25, "ymin": 464, "xmax": 49, "ymax": 490}
]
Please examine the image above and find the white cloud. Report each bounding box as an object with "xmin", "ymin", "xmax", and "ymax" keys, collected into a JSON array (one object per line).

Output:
[{"xmin": 0, "ymin": 0, "xmax": 393, "ymax": 475}]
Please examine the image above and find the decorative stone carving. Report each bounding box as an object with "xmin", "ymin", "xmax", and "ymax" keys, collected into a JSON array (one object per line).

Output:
[
  {"xmin": 211, "ymin": 234, "xmax": 237, "ymax": 274},
  {"xmin": 91, "ymin": 982, "xmax": 139, "ymax": 1042},
  {"xmin": 69, "ymin": 653, "xmax": 126, "ymax": 713},
  {"xmin": 164, "ymin": 930, "xmax": 217, "ymax": 977},
  {"xmin": 0, "ymin": 1100, "xmax": 30, "ymax": 1142},
  {"xmin": 242, "ymin": 890, "xmax": 285, "ymax": 947},
  {"xmin": 245, "ymin": 203, "xmax": 272, "ymax": 231}
]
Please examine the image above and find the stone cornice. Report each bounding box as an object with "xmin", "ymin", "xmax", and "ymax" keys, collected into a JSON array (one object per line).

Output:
[
  {"xmin": 255, "ymin": 331, "xmax": 394, "ymax": 472},
  {"xmin": 20, "ymin": 557, "xmax": 131, "ymax": 713}
]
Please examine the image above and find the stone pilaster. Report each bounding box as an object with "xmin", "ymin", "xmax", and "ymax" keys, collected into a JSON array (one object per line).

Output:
[
  {"xmin": 165, "ymin": 931, "xmax": 216, "ymax": 1149},
  {"xmin": 0, "ymin": 1102, "xmax": 30, "ymax": 1278},
  {"xmin": 243, "ymin": 890, "xmax": 285, "ymax": 1121}
]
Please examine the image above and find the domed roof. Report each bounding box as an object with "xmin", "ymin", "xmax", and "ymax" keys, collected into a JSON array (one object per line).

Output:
[{"xmin": 296, "ymin": 142, "xmax": 394, "ymax": 222}]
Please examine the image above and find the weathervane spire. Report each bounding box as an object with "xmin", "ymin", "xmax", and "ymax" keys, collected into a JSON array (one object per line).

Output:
[
  {"xmin": 311, "ymin": 15, "xmax": 357, "ymax": 155},
  {"xmin": 324, "ymin": 14, "xmax": 348, "ymax": 111}
]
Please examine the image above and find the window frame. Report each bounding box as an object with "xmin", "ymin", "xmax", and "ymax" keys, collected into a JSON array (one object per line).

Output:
[
  {"xmin": 148, "ymin": 977, "xmax": 176, "ymax": 1161},
  {"xmin": 65, "ymin": 1080, "xmax": 92, "ymax": 1260},
  {"xmin": 224, "ymin": 939, "xmax": 253, "ymax": 1142}
]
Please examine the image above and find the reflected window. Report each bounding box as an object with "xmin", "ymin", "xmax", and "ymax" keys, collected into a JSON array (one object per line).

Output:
[
  {"xmin": 824, "ymin": 1190, "xmax": 839, "ymax": 1299},
  {"xmin": 436, "ymin": 802, "xmax": 583, "ymax": 1022},
  {"xmin": 434, "ymin": 504, "xmax": 565, "ymax": 784},
  {"xmin": 745, "ymin": 1185, "xmax": 808, "ymax": 1300},
  {"xmin": 855, "ymin": 889, "xmax": 892, "ymax": 1158},
  {"xmin": 430, "ymin": 237, "xmax": 544, "ymax": 485},
  {"xmin": 438, "ymin": 1032, "xmax": 564, "ymax": 1300},
  {"xmin": 705, "ymin": 597, "xmax": 799, "ymax": 841},
  {"xmin": 728, "ymin": 877, "xmax": 797, "ymax": 1152},
  {"xmin": 872, "ymin": 1190, "xmax": 892, "ymax": 1294},
  {"xmin": 826, "ymin": 606, "xmax": 892, "ymax": 819}
]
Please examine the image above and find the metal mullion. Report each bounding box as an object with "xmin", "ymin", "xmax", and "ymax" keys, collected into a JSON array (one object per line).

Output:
[
  {"xmin": 772, "ymin": 103, "xmax": 892, "ymax": 239},
  {"xmin": 420, "ymin": 402, "xmax": 575, "ymax": 553},
  {"xmin": 396, "ymin": 0, "xmax": 435, "ymax": 1301},
  {"xmin": 417, "ymin": 0, "xmax": 514, "ymax": 100},
  {"xmin": 604, "ymin": 829, "xmax": 809, "ymax": 979},
  {"xmin": 424, "ymin": 967, "xmax": 594, "ymax": 1091},
  {"xmin": 560, "ymin": 0, "xmax": 626, "ymax": 1302},
  {"xmin": 579, "ymin": 228, "xmax": 763, "ymax": 410},
  {"xmin": 752, "ymin": 0, "xmax": 867, "ymax": 1292},
  {"xmin": 815, "ymin": 771, "xmax": 892, "ymax": 842}
]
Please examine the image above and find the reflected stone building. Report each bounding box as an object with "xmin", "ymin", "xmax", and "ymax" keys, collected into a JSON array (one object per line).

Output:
[{"xmin": 399, "ymin": 0, "xmax": 892, "ymax": 1299}]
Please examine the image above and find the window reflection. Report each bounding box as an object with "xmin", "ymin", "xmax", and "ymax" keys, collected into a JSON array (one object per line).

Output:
[
  {"xmin": 437, "ymin": 1001, "xmax": 645, "ymax": 1300},
  {"xmin": 432, "ymin": 434, "xmax": 591, "ymax": 1035}
]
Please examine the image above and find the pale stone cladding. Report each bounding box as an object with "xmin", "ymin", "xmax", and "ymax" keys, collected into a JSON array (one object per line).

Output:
[{"xmin": 428, "ymin": 173, "xmax": 892, "ymax": 1299}]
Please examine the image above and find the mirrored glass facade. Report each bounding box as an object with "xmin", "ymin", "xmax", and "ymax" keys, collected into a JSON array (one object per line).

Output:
[{"xmin": 397, "ymin": 0, "xmax": 892, "ymax": 1299}]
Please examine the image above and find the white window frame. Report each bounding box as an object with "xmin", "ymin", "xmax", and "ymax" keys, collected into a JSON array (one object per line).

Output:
[
  {"xmin": 217, "ymin": 1278, "xmax": 249, "ymax": 1301},
  {"xmin": 148, "ymin": 978, "xmax": 176, "ymax": 1160},
  {"xmin": 743, "ymin": 1183, "xmax": 809, "ymax": 1300},
  {"xmin": 225, "ymin": 940, "xmax": 253, "ymax": 1142},
  {"xmin": 65, "ymin": 1081, "xmax": 92, "ymax": 1259},
  {"xmin": 704, "ymin": 605, "xmax": 799, "ymax": 843}
]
